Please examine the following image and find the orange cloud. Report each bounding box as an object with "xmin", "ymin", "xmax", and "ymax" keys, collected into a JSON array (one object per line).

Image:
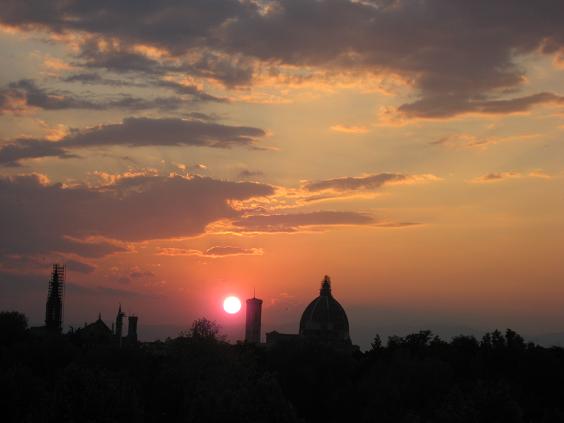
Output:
[
  {"xmin": 468, "ymin": 171, "xmax": 553, "ymax": 184},
  {"xmin": 329, "ymin": 124, "xmax": 370, "ymax": 134},
  {"xmin": 157, "ymin": 246, "xmax": 263, "ymax": 258},
  {"xmin": 41, "ymin": 56, "xmax": 76, "ymax": 74},
  {"xmin": 227, "ymin": 210, "xmax": 418, "ymax": 234},
  {"xmin": 431, "ymin": 133, "xmax": 540, "ymax": 149},
  {"xmin": 303, "ymin": 173, "xmax": 441, "ymax": 193}
]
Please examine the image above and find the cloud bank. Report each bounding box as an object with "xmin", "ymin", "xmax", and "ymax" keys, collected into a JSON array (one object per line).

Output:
[
  {"xmin": 0, "ymin": 117, "xmax": 267, "ymax": 166},
  {"xmin": 0, "ymin": 173, "xmax": 274, "ymax": 262},
  {"xmin": 2, "ymin": 0, "xmax": 564, "ymax": 117}
]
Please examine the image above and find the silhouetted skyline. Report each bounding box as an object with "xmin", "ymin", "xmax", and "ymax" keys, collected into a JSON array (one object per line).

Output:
[{"xmin": 1, "ymin": 0, "xmax": 564, "ymax": 351}]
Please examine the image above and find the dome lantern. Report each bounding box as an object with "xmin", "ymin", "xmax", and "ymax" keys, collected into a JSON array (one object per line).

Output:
[{"xmin": 320, "ymin": 275, "xmax": 331, "ymax": 296}]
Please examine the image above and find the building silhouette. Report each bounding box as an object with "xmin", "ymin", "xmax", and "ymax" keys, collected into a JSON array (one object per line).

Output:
[
  {"xmin": 266, "ymin": 275, "xmax": 353, "ymax": 348},
  {"xmin": 115, "ymin": 304, "xmax": 125, "ymax": 346},
  {"xmin": 127, "ymin": 315, "xmax": 138, "ymax": 343},
  {"xmin": 74, "ymin": 309, "xmax": 140, "ymax": 346},
  {"xmin": 299, "ymin": 275, "xmax": 350, "ymax": 342},
  {"xmin": 45, "ymin": 264, "xmax": 65, "ymax": 332},
  {"xmin": 77, "ymin": 313, "xmax": 113, "ymax": 344},
  {"xmin": 36, "ymin": 264, "xmax": 141, "ymax": 344},
  {"xmin": 245, "ymin": 295, "xmax": 263, "ymax": 343},
  {"xmin": 110, "ymin": 305, "xmax": 139, "ymax": 345}
]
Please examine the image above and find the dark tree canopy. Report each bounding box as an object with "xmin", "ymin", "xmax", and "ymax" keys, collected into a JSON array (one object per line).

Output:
[
  {"xmin": 2, "ymin": 312, "xmax": 564, "ymax": 423},
  {"xmin": 0, "ymin": 311, "xmax": 28, "ymax": 345},
  {"xmin": 185, "ymin": 317, "xmax": 222, "ymax": 340}
]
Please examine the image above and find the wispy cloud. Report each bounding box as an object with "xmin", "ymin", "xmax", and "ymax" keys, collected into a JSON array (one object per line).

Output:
[
  {"xmin": 329, "ymin": 124, "xmax": 370, "ymax": 134},
  {"xmin": 0, "ymin": 117, "xmax": 267, "ymax": 166},
  {"xmin": 158, "ymin": 246, "xmax": 263, "ymax": 258},
  {"xmin": 0, "ymin": 79, "xmax": 211, "ymax": 115},
  {"xmin": 431, "ymin": 133, "xmax": 541, "ymax": 149},
  {"xmin": 468, "ymin": 170, "xmax": 553, "ymax": 184},
  {"xmin": 230, "ymin": 211, "xmax": 416, "ymax": 233},
  {"xmin": 303, "ymin": 173, "xmax": 441, "ymax": 193}
]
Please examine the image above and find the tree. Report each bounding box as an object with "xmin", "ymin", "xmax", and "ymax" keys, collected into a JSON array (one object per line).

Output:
[
  {"xmin": 182, "ymin": 317, "xmax": 222, "ymax": 340},
  {"xmin": 370, "ymin": 334, "xmax": 383, "ymax": 351},
  {"xmin": 0, "ymin": 311, "xmax": 28, "ymax": 345}
]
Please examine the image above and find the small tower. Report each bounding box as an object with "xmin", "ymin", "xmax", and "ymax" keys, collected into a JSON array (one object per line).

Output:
[
  {"xmin": 245, "ymin": 294, "xmax": 263, "ymax": 344},
  {"xmin": 320, "ymin": 274, "xmax": 331, "ymax": 296},
  {"xmin": 127, "ymin": 315, "xmax": 138, "ymax": 343},
  {"xmin": 115, "ymin": 304, "xmax": 125, "ymax": 346},
  {"xmin": 45, "ymin": 264, "xmax": 65, "ymax": 332}
]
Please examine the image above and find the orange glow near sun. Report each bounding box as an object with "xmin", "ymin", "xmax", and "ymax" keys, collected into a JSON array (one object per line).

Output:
[{"xmin": 223, "ymin": 296, "xmax": 242, "ymax": 314}]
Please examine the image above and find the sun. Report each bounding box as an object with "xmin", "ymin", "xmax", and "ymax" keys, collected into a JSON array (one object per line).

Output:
[{"xmin": 223, "ymin": 296, "xmax": 242, "ymax": 314}]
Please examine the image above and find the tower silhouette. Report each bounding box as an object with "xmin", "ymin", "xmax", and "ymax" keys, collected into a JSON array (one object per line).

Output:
[
  {"xmin": 45, "ymin": 264, "xmax": 65, "ymax": 332},
  {"xmin": 115, "ymin": 304, "xmax": 125, "ymax": 346},
  {"xmin": 245, "ymin": 295, "xmax": 263, "ymax": 343},
  {"xmin": 127, "ymin": 315, "xmax": 138, "ymax": 343}
]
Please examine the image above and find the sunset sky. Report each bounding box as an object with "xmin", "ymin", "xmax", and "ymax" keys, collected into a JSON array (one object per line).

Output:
[{"xmin": 1, "ymin": 0, "xmax": 564, "ymax": 348}]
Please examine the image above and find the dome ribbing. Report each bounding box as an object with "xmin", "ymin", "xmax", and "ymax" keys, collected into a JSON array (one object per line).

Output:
[{"xmin": 299, "ymin": 275, "xmax": 350, "ymax": 342}]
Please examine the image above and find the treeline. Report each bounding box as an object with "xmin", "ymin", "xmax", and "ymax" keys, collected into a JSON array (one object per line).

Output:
[{"xmin": 2, "ymin": 311, "xmax": 564, "ymax": 422}]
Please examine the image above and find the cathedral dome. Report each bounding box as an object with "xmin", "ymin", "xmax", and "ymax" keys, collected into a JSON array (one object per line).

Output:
[{"xmin": 299, "ymin": 276, "xmax": 350, "ymax": 342}]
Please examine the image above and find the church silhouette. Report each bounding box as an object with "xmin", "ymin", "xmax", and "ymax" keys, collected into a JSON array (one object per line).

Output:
[{"xmin": 246, "ymin": 275, "xmax": 354, "ymax": 349}]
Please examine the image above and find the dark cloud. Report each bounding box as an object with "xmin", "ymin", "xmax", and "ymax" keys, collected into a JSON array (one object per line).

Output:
[
  {"xmin": 0, "ymin": 255, "xmax": 95, "ymax": 274},
  {"xmin": 103, "ymin": 95, "xmax": 186, "ymax": 111},
  {"xmin": 304, "ymin": 173, "xmax": 408, "ymax": 192},
  {"xmin": 0, "ymin": 139, "xmax": 75, "ymax": 167},
  {"xmin": 77, "ymin": 39, "xmax": 254, "ymax": 87},
  {"xmin": 0, "ymin": 117, "xmax": 267, "ymax": 166},
  {"xmin": 153, "ymin": 79, "xmax": 226, "ymax": 102},
  {"xmin": 238, "ymin": 169, "xmax": 264, "ymax": 179},
  {"xmin": 399, "ymin": 92, "xmax": 564, "ymax": 119},
  {"xmin": 0, "ymin": 174, "xmax": 274, "ymax": 263},
  {"xmin": 65, "ymin": 259, "xmax": 96, "ymax": 274},
  {"xmin": 79, "ymin": 45, "xmax": 167, "ymax": 75},
  {"xmin": 231, "ymin": 210, "xmax": 412, "ymax": 232},
  {"xmin": 2, "ymin": 1, "xmax": 564, "ymax": 115},
  {"xmin": 61, "ymin": 72, "xmax": 144, "ymax": 87},
  {"xmin": 0, "ymin": 78, "xmax": 224, "ymax": 115},
  {"xmin": 184, "ymin": 112, "xmax": 217, "ymax": 122},
  {"xmin": 62, "ymin": 72, "xmax": 227, "ymax": 102},
  {"xmin": 0, "ymin": 79, "xmax": 100, "ymax": 113},
  {"xmin": 303, "ymin": 173, "xmax": 440, "ymax": 195},
  {"xmin": 56, "ymin": 117, "xmax": 265, "ymax": 148}
]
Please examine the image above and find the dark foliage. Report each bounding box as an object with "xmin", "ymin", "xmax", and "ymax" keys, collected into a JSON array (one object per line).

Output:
[
  {"xmin": 2, "ymin": 314, "xmax": 564, "ymax": 423},
  {"xmin": 0, "ymin": 311, "xmax": 28, "ymax": 346}
]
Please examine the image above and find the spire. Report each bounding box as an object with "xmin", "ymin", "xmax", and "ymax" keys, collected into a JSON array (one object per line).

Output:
[
  {"xmin": 320, "ymin": 275, "xmax": 332, "ymax": 296},
  {"xmin": 98, "ymin": 312, "xmax": 102, "ymax": 321},
  {"xmin": 118, "ymin": 303, "xmax": 122, "ymax": 313}
]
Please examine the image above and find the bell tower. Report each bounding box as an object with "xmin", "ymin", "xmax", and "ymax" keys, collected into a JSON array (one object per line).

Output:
[
  {"xmin": 245, "ymin": 293, "xmax": 263, "ymax": 344},
  {"xmin": 45, "ymin": 264, "xmax": 65, "ymax": 332},
  {"xmin": 115, "ymin": 304, "xmax": 125, "ymax": 346}
]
